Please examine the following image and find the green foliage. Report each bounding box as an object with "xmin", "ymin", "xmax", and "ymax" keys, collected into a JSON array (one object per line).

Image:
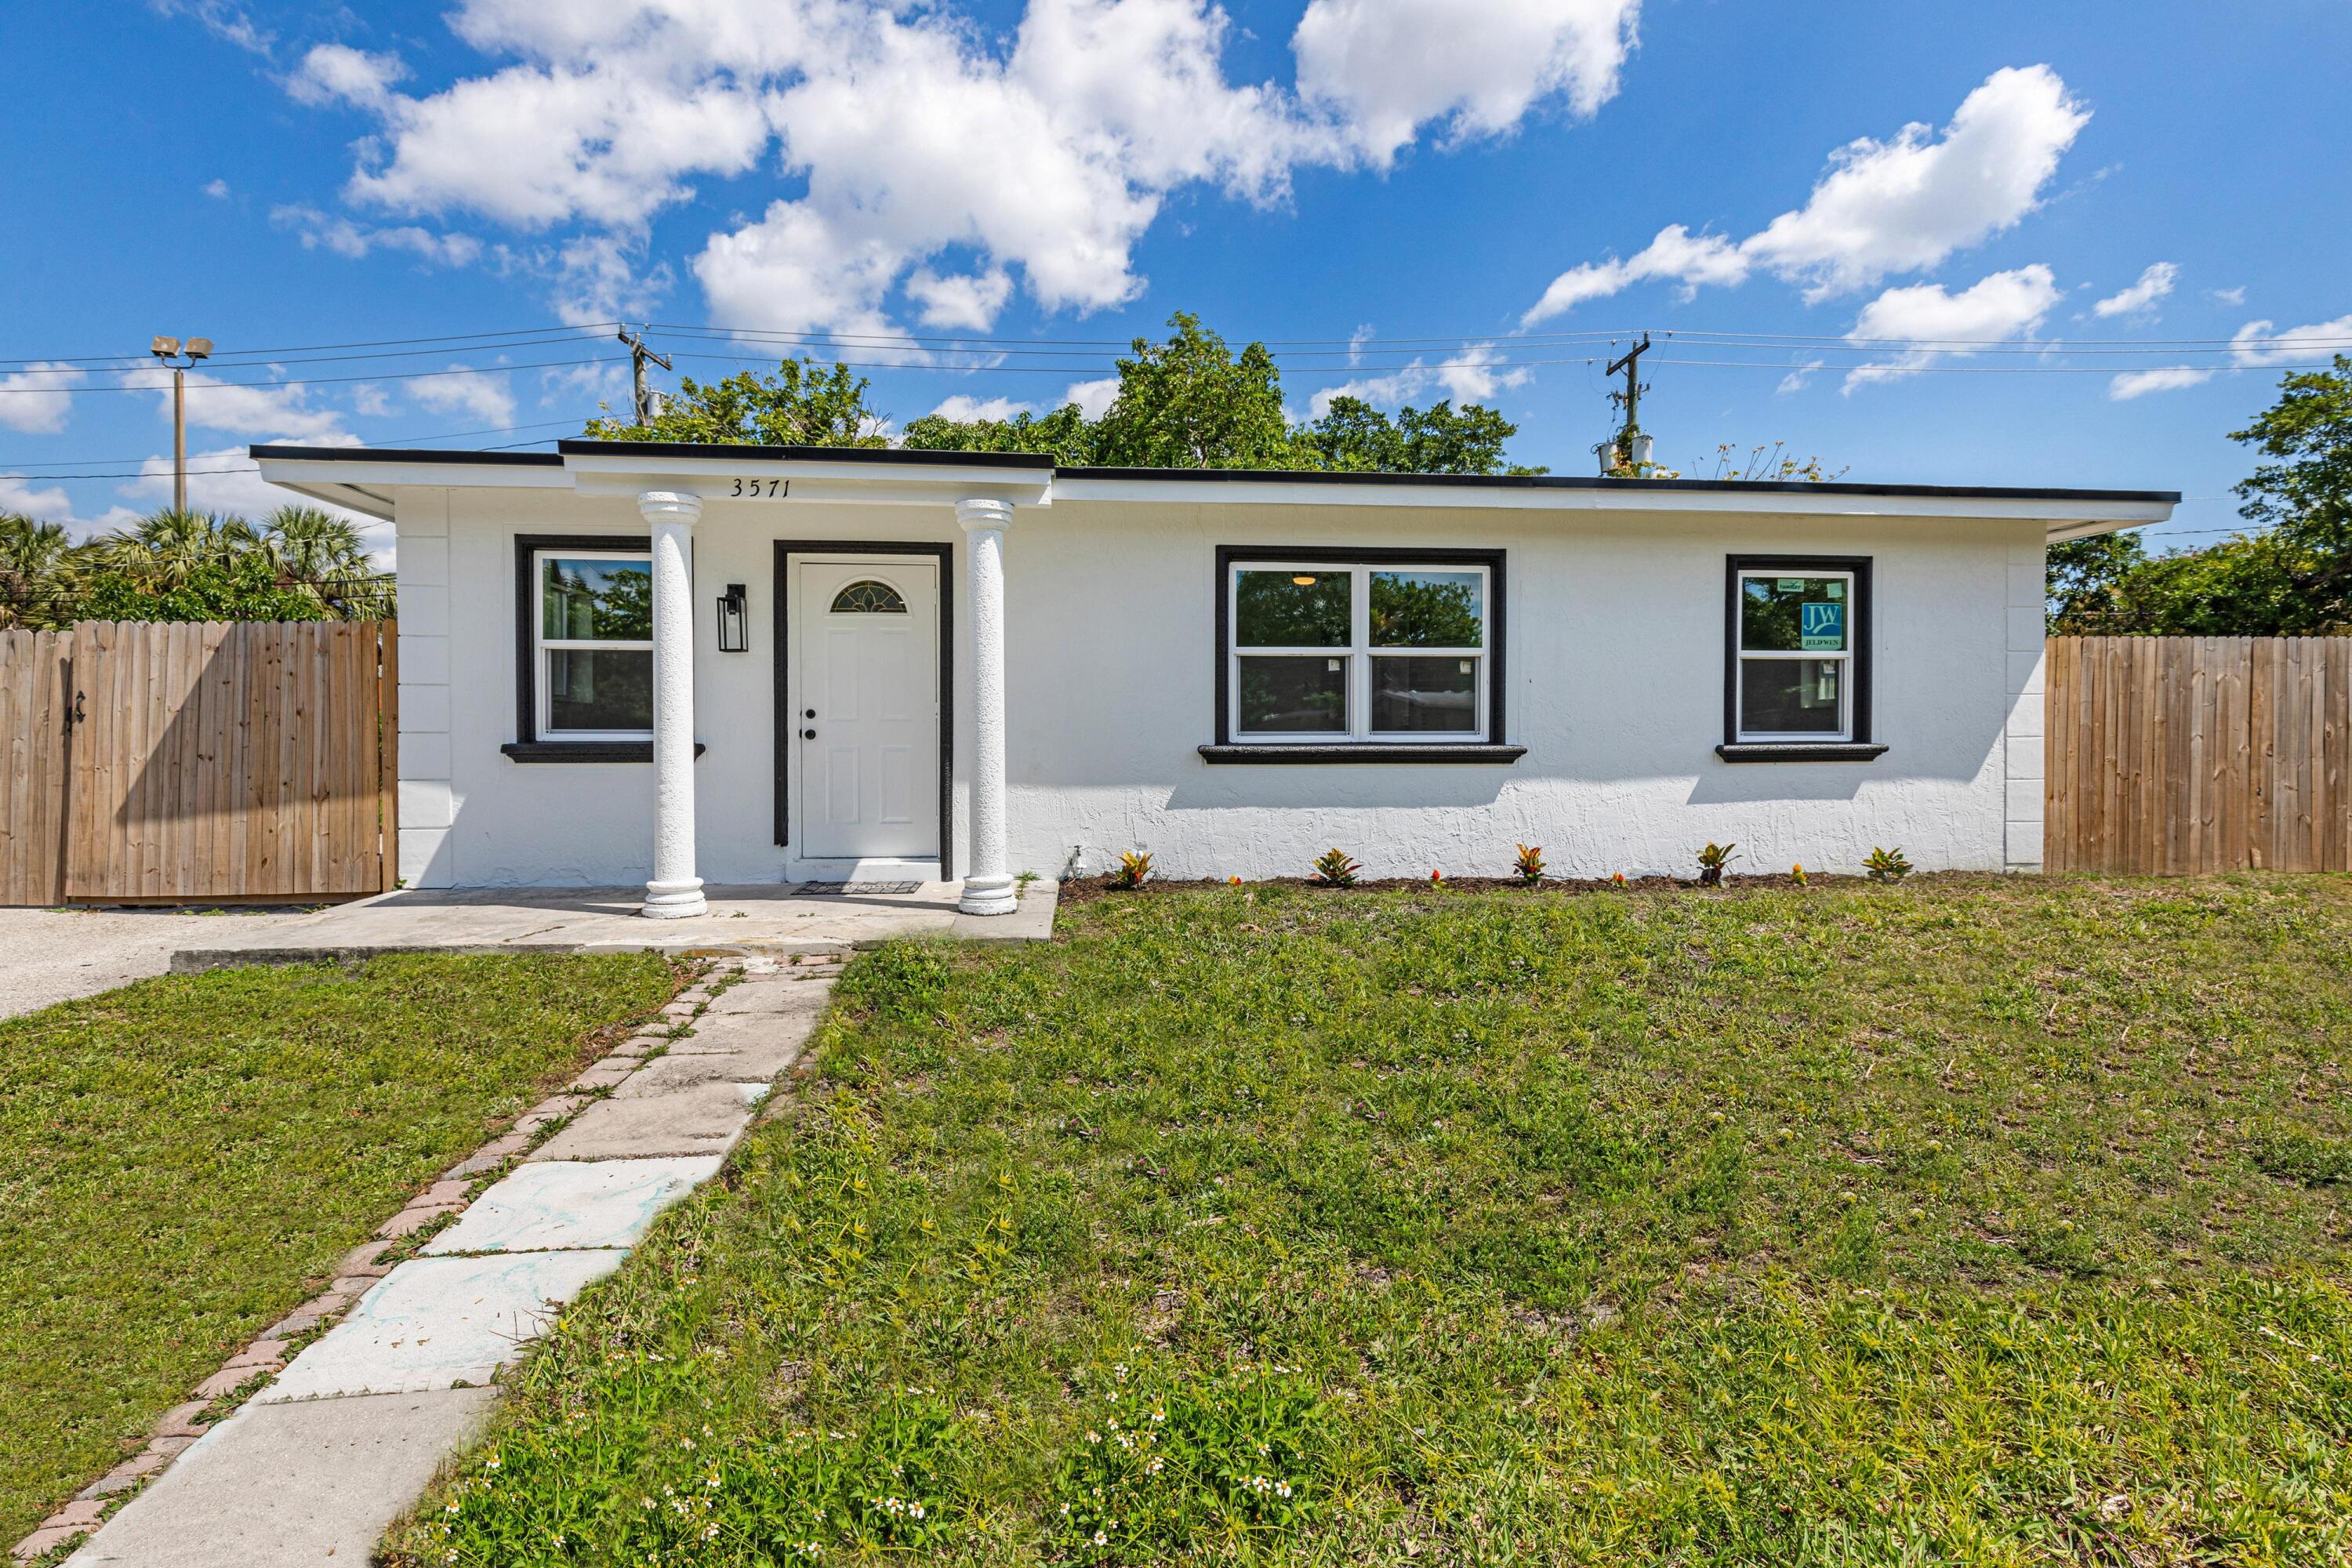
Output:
[
  {"xmin": 387, "ymin": 877, "xmax": 2352, "ymax": 1566},
  {"xmin": 818, "ymin": 314, "xmax": 1544, "ymax": 477},
  {"xmin": 1694, "ymin": 840, "xmax": 1738, "ymax": 886},
  {"xmin": 1111, "ymin": 851, "xmax": 1153, "ymax": 890},
  {"xmin": 73, "ymin": 552, "xmax": 332, "ymax": 624},
  {"xmin": 2050, "ymin": 358, "xmax": 2352, "ymax": 633},
  {"xmin": 2249, "ymin": 1120, "xmax": 2352, "ymax": 1186},
  {"xmin": 0, "ymin": 505, "xmax": 390, "ymax": 629},
  {"xmin": 1512, "ymin": 843, "xmax": 1545, "ymax": 885},
  {"xmin": 1310, "ymin": 848, "xmax": 1362, "ymax": 887},
  {"xmin": 1297, "ymin": 396, "xmax": 1543, "ymax": 476},
  {"xmin": 1369, "ymin": 572, "xmax": 1481, "ymax": 646},
  {"xmin": 586, "ymin": 358, "xmax": 890, "ymax": 447},
  {"xmin": 833, "ymin": 940, "xmax": 951, "ymax": 1023},
  {"xmin": 1864, "ymin": 846, "xmax": 1913, "ymax": 882},
  {"xmin": 1051, "ymin": 1358, "xmax": 1327, "ymax": 1560},
  {"xmin": 0, "ymin": 953, "xmax": 682, "ymax": 1545}
]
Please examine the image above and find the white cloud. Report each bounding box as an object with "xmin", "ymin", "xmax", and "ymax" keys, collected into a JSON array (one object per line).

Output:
[
  {"xmin": 287, "ymin": 43, "xmax": 408, "ymax": 111},
  {"xmin": 1841, "ymin": 263, "xmax": 2063, "ymax": 391},
  {"xmin": 2092, "ymin": 262, "xmax": 2177, "ymax": 318},
  {"xmin": 906, "ymin": 268, "xmax": 1016, "ymax": 332},
  {"xmin": 408, "ymin": 367, "xmax": 518, "ymax": 427},
  {"xmin": 1062, "ymin": 376, "xmax": 1120, "ymax": 419},
  {"xmin": 927, "ymin": 394, "xmax": 1035, "ymax": 423},
  {"xmin": 282, "ymin": 0, "xmax": 1654, "ymax": 336},
  {"xmin": 351, "ymin": 384, "xmax": 394, "ymax": 418},
  {"xmin": 0, "ymin": 363, "xmax": 87, "ymax": 435},
  {"xmin": 272, "ymin": 204, "xmax": 483, "ymax": 267},
  {"xmin": 1523, "ymin": 64, "xmax": 2088, "ymax": 321},
  {"xmin": 203, "ymin": 177, "xmax": 230, "ymax": 199},
  {"xmin": 1294, "ymin": 0, "xmax": 1642, "ymax": 165},
  {"xmin": 0, "ymin": 474, "xmax": 76, "ymax": 522},
  {"xmin": 2210, "ymin": 286, "xmax": 2246, "ymax": 306},
  {"xmin": 2108, "ymin": 365, "xmax": 2213, "ymax": 400},
  {"xmin": 1776, "ymin": 359, "xmax": 1826, "ymax": 395},
  {"xmin": 1308, "ymin": 343, "xmax": 1530, "ymax": 415},
  {"xmin": 118, "ymin": 448, "xmax": 384, "ymax": 544},
  {"xmin": 153, "ymin": 0, "xmax": 272, "ymax": 56},
  {"xmin": 2231, "ymin": 314, "xmax": 2352, "ymax": 367},
  {"xmin": 1523, "ymin": 225, "xmax": 1746, "ymax": 325},
  {"xmin": 121, "ymin": 367, "xmax": 353, "ymax": 443}
]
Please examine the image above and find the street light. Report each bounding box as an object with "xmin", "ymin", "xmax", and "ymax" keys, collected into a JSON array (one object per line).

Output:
[{"xmin": 151, "ymin": 334, "xmax": 213, "ymax": 513}]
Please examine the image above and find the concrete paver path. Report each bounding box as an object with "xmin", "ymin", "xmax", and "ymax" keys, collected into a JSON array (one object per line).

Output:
[{"xmin": 61, "ymin": 956, "xmax": 829, "ymax": 1566}]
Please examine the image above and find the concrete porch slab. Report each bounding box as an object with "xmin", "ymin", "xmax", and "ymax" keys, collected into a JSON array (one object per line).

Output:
[
  {"xmin": 65, "ymin": 1388, "xmax": 500, "ymax": 1568},
  {"xmin": 257, "ymin": 1250, "xmax": 627, "ymax": 1403},
  {"xmin": 167, "ymin": 879, "xmax": 1058, "ymax": 972},
  {"xmin": 422, "ymin": 1157, "xmax": 722, "ymax": 1256}
]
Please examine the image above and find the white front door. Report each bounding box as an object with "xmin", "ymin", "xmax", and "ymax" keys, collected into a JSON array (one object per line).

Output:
[{"xmin": 793, "ymin": 557, "xmax": 941, "ymax": 862}]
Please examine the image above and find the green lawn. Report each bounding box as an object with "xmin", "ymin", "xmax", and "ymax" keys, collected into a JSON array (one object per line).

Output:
[
  {"xmin": 393, "ymin": 877, "xmax": 2351, "ymax": 1566},
  {"xmin": 0, "ymin": 952, "xmax": 684, "ymax": 1545}
]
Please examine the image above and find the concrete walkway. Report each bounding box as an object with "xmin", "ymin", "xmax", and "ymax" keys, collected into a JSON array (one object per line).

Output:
[
  {"xmin": 169, "ymin": 880, "xmax": 1056, "ymax": 972},
  {"xmin": 56, "ymin": 958, "xmax": 829, "ymax": 1566},
  {"xmin": 0, "ymin": 906, "xmax": 321, "ymax": 1022}
]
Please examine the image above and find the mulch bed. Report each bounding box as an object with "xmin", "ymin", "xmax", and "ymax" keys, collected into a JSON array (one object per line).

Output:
[{"xmin": 1058, "ymin": 870, "xmax": 1889, "ymax": 906}]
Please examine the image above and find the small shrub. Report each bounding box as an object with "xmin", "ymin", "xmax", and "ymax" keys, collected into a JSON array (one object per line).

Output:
[
  {"xmin": 1696, "ymin": 841, "xmax": 1739, "ymax": 887},
  {"xmin": 1512, "ymin": 844, "xmax": 1545, "ymax": 885},
  {"xmin": 1429, "ymin": 869, "xmax": 1444, "ymax": 884},
  {"xmin": 1110, "ymin": 850, "xmax": 1153, "ymax": 889},
  {"xmin": 1864, "ymin": 846, "xmax": 1913, "ymax": 882},
  {"xmin": 1610, "ymin": 871, "xmax": 1628, "ymax": 887},
  {"xmin": 1309, "ymin": 848, "xmax": 1361, "ymax": 887},
  {"xmin": 1791, "ymin": 862, "xmax": 1808, "ymax": 887}
]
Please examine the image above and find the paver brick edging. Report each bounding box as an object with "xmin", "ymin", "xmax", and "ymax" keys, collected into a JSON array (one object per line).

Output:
[{"xmin": 9, "ymin": 955, "xmax": 835, "ymax": 1563}]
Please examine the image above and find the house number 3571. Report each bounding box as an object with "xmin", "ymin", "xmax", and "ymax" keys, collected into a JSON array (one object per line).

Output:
[{"xmin": 729, "ymin": 477, "xmax": 789, "ymax": 497}]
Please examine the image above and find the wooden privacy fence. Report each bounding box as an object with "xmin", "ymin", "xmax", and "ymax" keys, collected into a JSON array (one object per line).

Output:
[
  {"xmin": 0, "ymin": 620, "xmax": 395, "ymax": 906},
  {"xmin": 2046, "ymin": 636, "xmax": 2351, "ymax": 875}
]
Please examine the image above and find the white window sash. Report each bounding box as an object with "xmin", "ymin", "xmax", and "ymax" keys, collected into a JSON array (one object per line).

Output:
[
  {"xmin": 1229, "ymin": 561, "xmax": 1490, "ymax": 743},
  {"xmin": 1733, "ymin": 570, "xmax": 1855, "ymax": 742},
  {"xmin": 535, "ymin": 549, "xmax": 655, "ymax": 742}
]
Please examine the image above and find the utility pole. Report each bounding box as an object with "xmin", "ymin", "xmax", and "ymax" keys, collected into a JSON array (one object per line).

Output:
[
  {"xmin": 618, "ymin": 325, "xmax": 671, "ymax": 426},
  {"xmin": 150, "ymin": 335, "xmax": 213, "ymax": 512},
  {"xmin": 1604, "ymin": 332, "xmax": 1653, "ymax": 474}
]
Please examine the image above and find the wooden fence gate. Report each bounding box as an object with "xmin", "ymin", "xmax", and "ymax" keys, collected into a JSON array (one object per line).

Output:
[
  {"xmin": 2046, "ymin": 636, "xmax": 2352, "ymax": 875},
  {"xmin": 0, "ymin": 620, "xmax": 395, "ymax": 905}
]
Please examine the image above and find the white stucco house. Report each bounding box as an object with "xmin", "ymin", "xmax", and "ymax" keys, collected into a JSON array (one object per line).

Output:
[{"xmin": 252, "ymin": 440, "xmax": 2176, "ymax": 916}]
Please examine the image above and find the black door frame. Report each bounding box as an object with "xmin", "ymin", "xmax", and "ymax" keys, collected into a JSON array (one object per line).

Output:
[{"xmin": 773, "ymin": 541, "xmax": 954, "ymax": 867}]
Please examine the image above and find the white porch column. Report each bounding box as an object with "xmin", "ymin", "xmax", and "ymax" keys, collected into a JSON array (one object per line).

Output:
[
  {"xmin": 955, "ymin": 498, "xmax": 1017, "ymax": 916},
  {"xmin": 639, "ymin": 489, "xmax": 706, "ymax": 919}
]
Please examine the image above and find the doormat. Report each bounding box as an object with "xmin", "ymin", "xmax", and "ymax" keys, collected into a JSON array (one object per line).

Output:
[{"xmin": 794, "ymin": 880, "xmax": 923, "ymax": 895}]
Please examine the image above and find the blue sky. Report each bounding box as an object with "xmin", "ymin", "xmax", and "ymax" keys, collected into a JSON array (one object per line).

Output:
[{"xmin": 5, "ymin": 0, "xmax": 2347, "ymax": 559}]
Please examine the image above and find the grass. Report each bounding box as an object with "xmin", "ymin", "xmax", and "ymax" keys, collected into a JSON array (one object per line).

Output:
[
  {"xmin": 0, "ymin": 951, "xmax": 686, "ymax": 1545},
  {"xmin": 390, "ymin": 877, "xmax": 2352, "ymax": 1566}
]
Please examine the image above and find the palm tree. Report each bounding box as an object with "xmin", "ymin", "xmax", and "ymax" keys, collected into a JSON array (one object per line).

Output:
[
  {"xmin": 89, "ymin": 508, "xmax": 263, "ymax": 589},
  {"xmin": 263, "ymin": 506, "xmax": 393, "ymax": 619},
  {"xmin": 0, "ymin": 513, "xmax": 74, "ymax": 628}
]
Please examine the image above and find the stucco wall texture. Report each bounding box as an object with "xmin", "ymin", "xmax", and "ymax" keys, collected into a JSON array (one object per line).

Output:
[{"xmin": 394, "ymin": 488, "xmax": 2045, "ymax": 889}]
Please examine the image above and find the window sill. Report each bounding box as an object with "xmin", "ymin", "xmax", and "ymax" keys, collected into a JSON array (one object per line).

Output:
[
  {"xmin": 501, "ymin": 742, "xmax": 706, "ymax": 764},
  {"xmin": 1198, "ymin": 742, "xmax": 1526, "ymax": 765},
  {"xmin": 1715, "ymin": 742, "xmax": 1888, "ymax": 764}
]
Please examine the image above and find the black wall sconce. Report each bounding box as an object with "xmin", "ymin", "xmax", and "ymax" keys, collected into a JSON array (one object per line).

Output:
[{"xmin": 716, "ymin": 583, "xmax": 749, "ymax": 652}]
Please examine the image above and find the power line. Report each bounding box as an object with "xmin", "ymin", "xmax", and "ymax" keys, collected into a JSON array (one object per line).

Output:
[
  {"xmin": 0, "ymin": 323, "xmax": 622, "ymax": 370},
  {"xmin": 3, "ymin": 419, "xmax": 589, "ymax": 470}
]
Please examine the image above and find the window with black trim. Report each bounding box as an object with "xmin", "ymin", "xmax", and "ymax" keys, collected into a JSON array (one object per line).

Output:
[
  {"xmin": 1722, "ymin": 554, "xmax": 1875, "ymax": 754},
  {"xmin": 1215, "ymin": 548, "xmax": 1508, "ymax": 750},
  {"xmin": 532, "ymin": 546, "xmax": 654, "ymax": 739}
]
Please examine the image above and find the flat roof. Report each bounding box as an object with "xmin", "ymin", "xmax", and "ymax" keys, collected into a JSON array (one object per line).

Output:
[{"xmin": 248, "ymin": 441, "xmax": 2180, "ymax": 506}]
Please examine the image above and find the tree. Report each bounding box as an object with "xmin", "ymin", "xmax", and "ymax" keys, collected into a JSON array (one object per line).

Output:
[
  {"xmin": 1, "ymin": 514, "xmax": 74, "ymax": 629},
  {"xmin": 2048, "ymin": 359, "xmax": 2352, "ymax": 634},
  {"xmin": 584, "ymin": 359, "xmax": 891, "ymax": 447},
  {"xmin": 73, "ymin": 554, "xmax": 330, "ymax": 625},
  {"xmin": 901, "ymin": 402, "xmax": 1098, "ymax": 465},
  {"xmin": 1298, "ymin": 397, "xmax": 1540, "ymax": 476}
]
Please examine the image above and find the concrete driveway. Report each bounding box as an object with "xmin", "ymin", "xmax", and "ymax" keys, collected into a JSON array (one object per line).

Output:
[{"xmin": 0, "ymin": 906, "xmax": 324, "ymax": 1021}]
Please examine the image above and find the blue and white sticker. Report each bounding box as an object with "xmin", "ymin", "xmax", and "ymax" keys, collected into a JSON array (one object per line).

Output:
[{"xmin": 1800, "ymin": 601, "xmax": 1846, "ymax": 650}]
